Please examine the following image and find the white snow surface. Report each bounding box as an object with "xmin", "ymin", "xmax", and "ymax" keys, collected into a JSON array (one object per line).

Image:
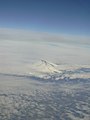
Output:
[{"xmin": 29, "ymin": 60, "xmax": 90, "ymax": 80}]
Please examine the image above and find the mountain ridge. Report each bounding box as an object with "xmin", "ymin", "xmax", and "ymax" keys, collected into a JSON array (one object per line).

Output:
[{"xmin": 29, "ymin": 60, "xmax": 90, "ymax": 80}]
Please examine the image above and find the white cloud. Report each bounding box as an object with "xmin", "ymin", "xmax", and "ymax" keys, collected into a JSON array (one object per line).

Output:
[
  {"xmin": 0, "ymin": 27, "xmax": 90, "ymax": 67},
  {"xmin": 0, "ymin": 28, "xmax": 90, "ymax": 45}
]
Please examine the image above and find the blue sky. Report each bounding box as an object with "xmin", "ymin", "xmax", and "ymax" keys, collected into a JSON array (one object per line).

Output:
[{"xmin": 0, "ymin": 0, "xmax": 90, "ymax": 36}]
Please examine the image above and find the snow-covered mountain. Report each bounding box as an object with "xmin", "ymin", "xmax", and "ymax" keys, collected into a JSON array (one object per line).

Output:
[
  {"xmin": 29, "ymin": 60, "xmax": 90, "ymax": 80},
  {"xmin": 29, "ymin": 60, "xmax": 62, "ymax": 79}
]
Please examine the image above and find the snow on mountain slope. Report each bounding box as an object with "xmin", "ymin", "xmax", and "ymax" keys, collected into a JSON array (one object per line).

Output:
[
  {"xmin": 29, "ymin": 60, "xmax": 62, "ymax": 79},
  {"xmin": 32, "ymin": 60, "xmax": 61, "ymax": 72},
  {"xmin": 29, "ymin": 60, "xmax": 90, "ymax": 80}
]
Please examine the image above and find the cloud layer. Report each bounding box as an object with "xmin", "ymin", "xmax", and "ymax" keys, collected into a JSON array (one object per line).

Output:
[
  {"xmin": 0, "ymin": 28, "xmax": 90, "ymax": 70},
  {"xmin": 0, "ymin": 28, "xmax": 90, "ymax": 45}
]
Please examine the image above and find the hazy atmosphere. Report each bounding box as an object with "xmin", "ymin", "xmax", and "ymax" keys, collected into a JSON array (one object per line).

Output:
[{"xmin": 0, "ymin": 0, "xmax": 90, "ymax": 120}]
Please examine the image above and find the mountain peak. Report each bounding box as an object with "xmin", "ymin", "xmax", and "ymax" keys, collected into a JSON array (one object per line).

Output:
[
  {"xmin": 28, "ymin": 60, "xmax": 90, "ymax": 80},
  {"xmin": 29, "ymin": 60, "xmax": 61, "ymax": 78},
  {"xmin": 40, "ymin": 59, "xmax": 49, "ymax": 66},
  {"xmin": 40, "ymin": 59, "xmax": 57, "ymax": 67}
]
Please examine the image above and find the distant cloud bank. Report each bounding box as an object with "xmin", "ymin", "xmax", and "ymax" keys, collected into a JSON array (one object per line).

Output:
[{"xmin": 0, "ymin": 28, "xmax": 90, "ymax": 45}]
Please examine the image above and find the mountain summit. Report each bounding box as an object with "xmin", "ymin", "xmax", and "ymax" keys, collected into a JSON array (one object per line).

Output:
[
  {"xmin": 29, "ymin": 60, "xmax": 90, "ymax": 80},
  {"xmin": 29, "ymin": 60, "xmax": 61, "ymax": 79}
]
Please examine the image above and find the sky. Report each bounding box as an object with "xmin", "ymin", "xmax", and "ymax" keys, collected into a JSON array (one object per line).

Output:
[
  {"xmin": 0, "ymin": 0, "xmax": 90, "ymax": 36},
  {"xmin": 0, "ymin": 0, "xmax": 90, "ymax": 72}
]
